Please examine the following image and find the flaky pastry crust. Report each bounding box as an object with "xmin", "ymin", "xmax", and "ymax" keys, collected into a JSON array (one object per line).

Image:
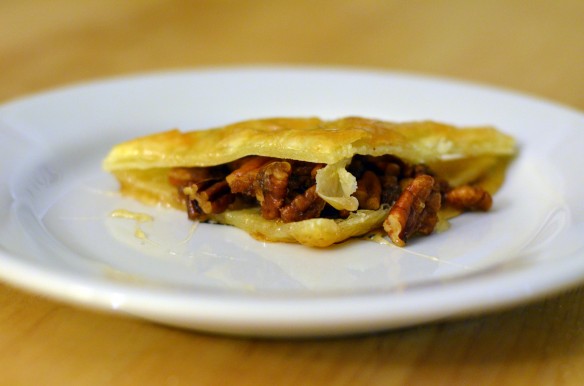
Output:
[
  {"xmin": 103, "ymin": 117, "xmax": 516, "ymax": 247},
  {"xmin": 103, "ymin": 117, "xmax": 516, "ymax": 170}
]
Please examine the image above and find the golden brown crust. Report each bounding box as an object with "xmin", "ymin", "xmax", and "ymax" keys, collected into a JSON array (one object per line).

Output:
[
  {"xmin": 104, "ymin": 116, "xmax": 517, "ymax": 247},
  {"xmin": 103, "ymin": 117, "xmax": 516, "ymax": 170}
]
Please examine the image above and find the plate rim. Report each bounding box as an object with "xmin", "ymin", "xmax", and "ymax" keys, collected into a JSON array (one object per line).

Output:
[{"xmin": 2, "ymin": 64, "xmax": 583, "ymax": 116}]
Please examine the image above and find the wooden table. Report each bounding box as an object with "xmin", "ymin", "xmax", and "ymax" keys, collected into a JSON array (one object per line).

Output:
[{"xmin": 1, "ymin": 1, "xmax": 583, "ymax": 384}]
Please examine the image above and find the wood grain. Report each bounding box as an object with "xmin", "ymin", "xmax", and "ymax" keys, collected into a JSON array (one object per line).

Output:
[{"xmin": 1, "ymin": 1, "xmax": 583, "ymax": 385}]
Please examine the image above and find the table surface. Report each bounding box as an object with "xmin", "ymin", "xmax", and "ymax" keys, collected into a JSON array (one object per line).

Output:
[{"xmin": 1, "ymin": 1, "xmax": 583, "ymax": 385}]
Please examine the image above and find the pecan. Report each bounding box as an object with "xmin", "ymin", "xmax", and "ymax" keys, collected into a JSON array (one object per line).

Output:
[
  {"xmin": 445, "ymin": 185, "xmax": 492, "ymax": 211},
  {"xmin": 280, "ymin": 185, "xmax": 326, "ymax": 222},
  {"xmin": 348, "ymin": 155, "xmax": 404, "ymax": 177},
  {"xmin": 183, "ymin": 179, "xmax": 235, "ymax": 218},
  {"xmin": 380, "ymin": 170, "xmax": 401, "ymax": 205},
  {"xmin": 287, "ymin": 162, "xmax": 324, "ymax": 194},
  {"xmin": 383, "ymin": 174, "xmax": 442, "ymax": 246},
  {"xmin": 403, "ymin": 163, "xmax": 434, "ymax": 178},
  {"xmin": 346, "ymin": 155, "xmax": 367, "ymax": 179},
  {"xmin": 186, "ymin": 198, "xmax": 205, "ymax": 221},
  {"xmin": 348, "ymin": 156, "xmax": 402, "ymax": 207},
  {"xmin": 369, "ymin": 156, "xmax": 404, "ymax": 177},
  {"xmin": 225, "ymin": 156, "xmax": 273, "ymax": 195},
  {"xmin": 354, "ymin": 171, "xmax": 382, "ymax": 210},
  {"xmin": 171, "ymin": 166, "xmax": 235, "ymax": 220},
  {"xmin": 416, "ymin": 184, "xmax": 442, "ymax": 235},
  {"xmin": 255, "ymin": 161, "xmax": 292, "ymax": 220},
  {"xmin": 383, "ymin": 161, "xmax": 401, "ymax": 177},
  {"xmin": 229, "ymin": 159, "xmax": 324, "ymax": 220}
]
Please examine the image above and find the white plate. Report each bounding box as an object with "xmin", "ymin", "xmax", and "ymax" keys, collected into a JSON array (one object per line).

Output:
[{"xmin": 0, "ymin": 67, "xmax": 583, "ymax": 337}]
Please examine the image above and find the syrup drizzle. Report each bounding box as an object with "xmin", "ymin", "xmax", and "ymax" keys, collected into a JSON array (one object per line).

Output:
[{"xmin": 109, "ymin": 209, "xmax": 154, "ymax": 241}]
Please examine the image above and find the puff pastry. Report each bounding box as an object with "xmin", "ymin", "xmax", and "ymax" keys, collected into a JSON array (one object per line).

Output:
[{"xmin": 103, "ymin": 117, "xmax": 516, "ymax": 247}]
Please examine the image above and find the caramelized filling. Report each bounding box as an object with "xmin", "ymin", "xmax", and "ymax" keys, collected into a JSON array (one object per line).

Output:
[{"xmin": 168, "ymin": 155, "xmax": 492, "ymax": 245}]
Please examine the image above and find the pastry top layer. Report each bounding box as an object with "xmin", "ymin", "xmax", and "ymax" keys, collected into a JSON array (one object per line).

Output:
[{"xmin": 103, "ymin": 117, "xmax": 516, "ymax": 170}]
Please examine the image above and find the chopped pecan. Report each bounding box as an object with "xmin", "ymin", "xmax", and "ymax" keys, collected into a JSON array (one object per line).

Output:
[
  {"xmin": 383, "ymin": 174, "xmax": 441, "ymax": 246},
  {"xmin": 416, "ymin": 184, "xmax": 442, "ymax": 235},
  {"xmin": 354, "ymin": 171, "xmax": 382, "ymax": 210},
  {"xmin": 380, "ymin": 171, "xmax": 401, "ymax": 205},
  {"xmin": 183, "ymin": 179, "xmax": 235, "ymax": 217},
  {"xmin": 346, "ymin": 155, "xmax": 367, "ymax": 179},
  {"xmin": 403, "ymin": 163, "xmax": 434, "ymax": 178},
  {"xmin": 256, "ymin": 161, "xmax": 292, "ymax": 220},
  {"xmin": 228, "ymin": 159, "xmax": 326, "ymax": 221},
  {"xmin": 348, "ymin": 156, "xmax": 402, "ymax": 207},
  {"xmin": 348, "ymin": 155, "xmax": 404, "ymax": 178},
  {"xmin": 186, "ymin": 198, "xmax": 205, "ymax": 221},
  {"xmin": 383, "ymin": 161, "xmax": 401, "ymax": 177},
  {"xmin": 287, "ymin": 162, "xmax": 324, "ymax": 194},
  {"xmin": 225, "ymin": 156, "xmax": 273, "ymax": 195},
  {"xmin": 172, "ymin": 154, "xmax": 491, "ymax": 245},
  {"xmin": 369, "ymin": 156, "xmax": 404, "ymax": 177},
  {"xmin": 280, "ymin": 185, "xmax": 326, "ymax": 222},
  {"xmin": 445, "ymin": 185, "xmax": 492, "ymax": 211}
]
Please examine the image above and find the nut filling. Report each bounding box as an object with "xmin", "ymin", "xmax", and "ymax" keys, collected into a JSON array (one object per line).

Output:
[{"xmin": 169, "ymin": 155, "xmax": 492, "ymax": 246}]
